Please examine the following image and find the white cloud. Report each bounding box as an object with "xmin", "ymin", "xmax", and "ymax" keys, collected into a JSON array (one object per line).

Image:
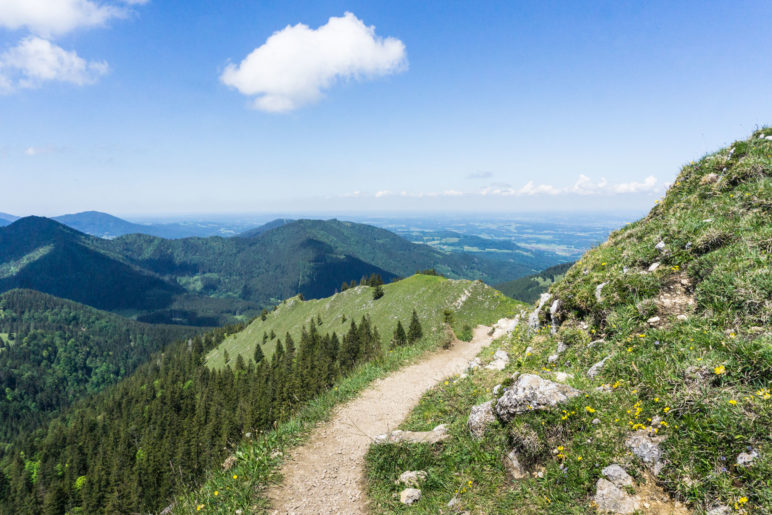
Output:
[
  {"xmin": 0, "ymin": 36, "xmax": 108, "ymax": 92},
  {"xmin": 609, "ymin": 175, "xmax": 658, "ymax": 193},
  {"xmin": 0, "ymin": 0, "xmax": 126, "ymax": 37},
  {"xmin": 375, "ymin": 190, "xmax": 392, "ymax": 198},
  {"xmin": 480, "ymin": 175, "xmax": 659, "ymax": 197},
  {"xmin": 24, "ymin": 145, "xmax": 62, "ymax": 156},
  {"xmin": 220, "ymin": 12, "xmax": 407, "ymax": 112}
]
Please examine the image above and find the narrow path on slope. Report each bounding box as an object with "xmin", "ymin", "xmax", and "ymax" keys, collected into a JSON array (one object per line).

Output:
[{"xmin": 267, "ymin": 324, "xmax": 504, "ymax": 514}]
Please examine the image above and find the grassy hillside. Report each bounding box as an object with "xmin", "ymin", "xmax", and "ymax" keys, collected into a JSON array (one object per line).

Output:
[
  {"xmin": 365, "ymin": 130, "xmax": 772, "ymax": 513},
  {"xmin": 207, "ymin": 274, "xmax": 519, "ymax": 369},
  {"xmin": 496, "ymin": 261, "xmax": 574, "ymax": 303}
]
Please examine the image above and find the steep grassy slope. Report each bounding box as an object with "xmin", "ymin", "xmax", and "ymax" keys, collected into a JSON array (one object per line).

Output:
[
  {"xmin": 365, "ymin": 130, "xmax": 772, "ymax": 513},
  {"xmin": 207, "ymin": 274, "xmax": 518, "ymax": 369},
  {"xmin": 496, "ymin": 261, "xmax": 574, "ymax": 303}
]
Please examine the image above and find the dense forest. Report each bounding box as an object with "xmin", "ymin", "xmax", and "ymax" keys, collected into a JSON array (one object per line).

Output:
[
  {"xmin": 495, "ymin": 261, "xmax": 573, "ymax": 303},
  {"xmin": 0, "ymin": 289, "xmax": 198, "ymax": 442},
  {"xmin": 0, "ymin": 309, "xmax": 419, "ymax": 513}
]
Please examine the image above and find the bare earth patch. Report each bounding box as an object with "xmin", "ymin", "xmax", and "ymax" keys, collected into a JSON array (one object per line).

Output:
[{"xmin": 267, "ymin": 325, "xmax": 500, "ymax": 514}]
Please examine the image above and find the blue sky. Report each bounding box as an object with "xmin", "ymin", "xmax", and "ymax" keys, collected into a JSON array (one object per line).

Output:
[{"xmin": 0, "ymin": 0, "xmax": 770, "ymax": 216}]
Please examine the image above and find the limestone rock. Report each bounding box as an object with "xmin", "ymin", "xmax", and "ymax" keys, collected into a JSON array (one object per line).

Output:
[
  {"xmin": 647, "ymin": 316, "xmax": 661, "ymax": 326},
  {"xmin": 588, "ymin": 356, "xmax": 610, "ymax": 378},
  {"xmin": 736, "ymin": 449, "xmax": 759, "ymax": 467},
  {"xmin": 486, "ymin": 349, "xmax": 510, "ymax": 370},
  {"xmin": 594, "ymin": 478, "xmax": 638, "ymax": 514},
  {"xmin": 467, "ymin": 401, "xmax": 496, "ymax": 439},
  {"xmin": 399, "ymin": 488, "xmax": 422, "ymax": 505},
  {"xmin": 397, "ymin": 470, "xmax": 427, "ymax": 488},
  {"xmin": 655, "ymin": 241, "xmax": 666, "ymax": 253},
  {"xmin": 700, "ymin": 173, "xmax": 719, "ymax": 185},
  {"xmin": 595, "ymin": 282, "xmax": 608, "ymax": 303},
  {"xmin": 503, "ymin": 449, "xmax": 527, "ymax": 479},
  {"xmin": 648, "ymin": 262, "xmax": 660, "ymax": 272},
  {"xmin": 626, "ymin": 431, "xmax": 664, "ymax": 465},
  {"xmin": 601, "ymin": 464, "xmax": 633, "ymax": 487},
  {"xmin": 553, "ymin": 371, "xmax": 572, "ymax": 382},
  {"xmin": 528, "ymin": 293, "xmax": 552, "ymax": 330},
  {"xmin": 556, "ymin": 341, "xmax": 568, "ymax": 354},
  {"xmin": 706, "ymin": 506, "xmax": 731, "ymax": 515},
  {"xmin": 547, "ymin": 354, "xmax": 559, "ymax": 363},
  {"xmin": 495, "ymin": 374, "xmax": 580, "ymax": 422},
  {"xmin": 375, "ymin": 424, "xmax": 449, "ymax": 444}
]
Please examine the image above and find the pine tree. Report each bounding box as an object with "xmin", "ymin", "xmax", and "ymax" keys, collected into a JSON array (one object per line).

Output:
[
  {"xmin": 372, "ymin": 284, "xmax": 384, "ymax": 300},
  {"xmin": 393, "ymin": 321, "xmax": 407, "ymax": 348},
  {"xmin": 253, "ymin": 344, "xmax": 264, "ymax": 363},
  {"xmin": 408, "ymin": 309, "xmax": 423, "ymax": 343}
]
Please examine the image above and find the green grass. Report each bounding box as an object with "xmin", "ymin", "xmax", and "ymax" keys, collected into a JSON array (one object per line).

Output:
[
  {"xmin": 174, "ymin": 275, "xmax": 525, "ymax": 513},
  {"xmin": 365, "ymin": 129, "xmax": 772, "ymax": 514},
  {"xmin": 207, "ymin": 274, "xmax": 518, "ymax": 369}
]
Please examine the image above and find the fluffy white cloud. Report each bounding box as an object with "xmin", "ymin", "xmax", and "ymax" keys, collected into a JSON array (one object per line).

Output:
[
  {"xmin": 0, "ymin": 36, "xmax": 108, "ymax": 92},
  {"xmin": 220, "ymin": 12, "xmax": 407, "ymax": 112},
  {"xmin": 0, "ymin": 0, "xmax": 126, "ymax": 37}
]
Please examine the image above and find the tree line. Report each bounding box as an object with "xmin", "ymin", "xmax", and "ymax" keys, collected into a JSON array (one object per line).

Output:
[{"xmin": 0, "ymin": 308, "xmax": 423, "ymax": 513}]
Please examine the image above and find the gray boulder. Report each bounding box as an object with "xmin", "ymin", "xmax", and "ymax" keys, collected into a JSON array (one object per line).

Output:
[
  {"xmin": 601, "ymin": 464, "xmax": 633, "ymax": 487},
  {"xmin": 736, "ymin": 449, "xmax": 759, "ymax": 467},
  {"xmin": 399, "ymin": 488, "xmax": 422, "ymax": 505},
  {"xmin": 467, "ymin": 401, "xmax": 496, "ymax": 439},
  {"xmin": 495, "ymin": 374, "xmax": 580, "ymax": 423},
  {"xmin": 595, "ymin": 282, "xmax": 608, "ymax": 303},
  {"xmin": 594, "ymin": 478, "xmax": 638, "ymax": 514},
  {"xmin": 587, "ymin": 356, "xmax": 610, "ymax": 378},
  {"xmin": 375, "ymin": 424, "xmax": 449, "ymax": 444}
]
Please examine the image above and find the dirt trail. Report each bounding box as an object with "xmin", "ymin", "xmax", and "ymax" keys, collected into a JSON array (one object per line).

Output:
[{"xmin": 267, "ymin": 324, "xmax": 501, "ymax": 514}]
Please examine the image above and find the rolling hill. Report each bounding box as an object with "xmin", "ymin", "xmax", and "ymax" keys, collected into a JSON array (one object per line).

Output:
[{"xmin": 0, "ymin": 216, "xmax": 539, "ymax": 325}]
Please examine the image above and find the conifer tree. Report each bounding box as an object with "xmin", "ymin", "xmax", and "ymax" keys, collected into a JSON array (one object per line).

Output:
[
  {"xmin": 372, "ymin": 284, "xmax": 384, "ymax": 300},
  {"xmin": 253, "ymin": 344, "xmax": 264, "ymax": 363},
  {"xmin": 393, "ymin": 321, "xmax": 408, "ymax": 347},
  {"xmin": 408, "ymin": 309, "xmax": 423, "ymax": 343}
]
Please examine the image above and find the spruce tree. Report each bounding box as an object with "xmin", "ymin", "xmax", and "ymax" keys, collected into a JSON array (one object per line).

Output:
[
  {"xmin": 408, "ymin": 309, "xmax": 423, "ymax": 343},
  {"xmin": 393, "ymin": 321, "xmax": 408, "ymax": 347},
  {"xmin": 253, "ymin": 344, "xmax": 264, "ymax": 363},
  {"xmin": 372, "ymin": 284, "xmax": 384, "ymax": 300}
]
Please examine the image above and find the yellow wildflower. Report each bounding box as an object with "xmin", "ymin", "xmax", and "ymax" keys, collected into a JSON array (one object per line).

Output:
[
  {"xmin": 729, "ymin": 399, "xmax": 737, "ymax": 405},
  {"xmin": 714, "ymin": 365, "xmax": 726, "ymax": 375},
  {"xmin": 585, "ymin": 406, "xmax": 596, "ymax": 413},
  {"xmin": 232, "ymin": 474, "xmax": 238, "ymax": 480},
  {"xmin": 213, "ymin": 491, "xmax": 218, "ymax": 496}
]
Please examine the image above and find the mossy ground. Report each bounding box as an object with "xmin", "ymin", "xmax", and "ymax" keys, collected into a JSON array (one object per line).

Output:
[{"xmin": 365, "ymin": 130, "xmax": 772, "ymax": 514}]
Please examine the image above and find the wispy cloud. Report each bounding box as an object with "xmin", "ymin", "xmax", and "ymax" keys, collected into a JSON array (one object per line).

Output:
[
  {"xmin": 24, "ymin": 144, "xmax": 63, "ymax": 156},
  {"xmin": 343, "ymin": 175, "xmax": 661, "ymax": 200},
  {"xmin": 220, "ymin": 12, "xmax": 407, "ymax": 112},
  {"xmin": 0, "ymin": 36, "xmax": 108, "ymax": 92}
]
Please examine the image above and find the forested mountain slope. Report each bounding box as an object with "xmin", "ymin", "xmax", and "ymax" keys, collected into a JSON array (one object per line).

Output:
[
  {"xmin": 0, "ymin": 274, "xmax": 519, "ymax": 513},
  {"xmin": 0, "ymin": 217, "xmax": 540, "ymax": 326},
  {"xmin": 496, "ymin": 261, "xmax": 574, "ymax": 303},
  {"xmin": 0, "ymin": 289, "xmax": 198, "ymax": 441},
  {"xmin": 365, "ymin": 130, "xmax": 772, "ymax": 513}
]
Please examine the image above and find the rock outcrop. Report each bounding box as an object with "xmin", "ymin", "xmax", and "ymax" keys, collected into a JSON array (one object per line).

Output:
[{"xmin": 495, "ymin": 374, "xmax": 580, "ymax": 423}]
